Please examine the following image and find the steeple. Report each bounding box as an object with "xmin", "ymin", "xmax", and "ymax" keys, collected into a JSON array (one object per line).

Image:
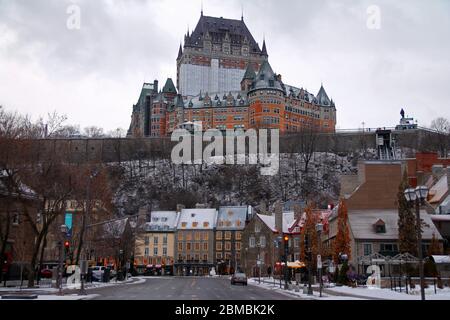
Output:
[
  {"xmin": 241, "ymin": 63, "xmax": 256, "ymax": 91},
  {"xmin": 162, "ymin": 78, "xmax": 177, "ymax": 94},
  {"xmin": 316, "ymin": 84, "xmax": 331, "ymax": 106},
  {"xmin": 177, "ymin": 43, "xmax": 183, "ymax": 60},
  {"xmin": 261, "ymin": 38, "xmax": 268, "ymax": 57},
  {"xmin": 242, "ymin": 63, "xmax": 256, "ymax": 80}
]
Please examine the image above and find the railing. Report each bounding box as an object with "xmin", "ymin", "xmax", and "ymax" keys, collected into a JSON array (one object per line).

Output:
[{"xmin": 389, "ymin": 276, "xmax": 450, "ymax": 294}]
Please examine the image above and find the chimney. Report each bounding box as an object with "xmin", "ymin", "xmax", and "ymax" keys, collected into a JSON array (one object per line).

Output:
[
  {"xmin": 274, "ymin": 201, "xmax": 283, "ymax": 234},
  {"xmin": 432, "ymin": 165, "xmax": 444, "ymax": 178},
  {"xmin": 293, "ymin": 204, "xmax": 303, "ymax": 220},
  {"xmin": 176, "ymin": 204, "xmax": 185, "ymax": 213}
]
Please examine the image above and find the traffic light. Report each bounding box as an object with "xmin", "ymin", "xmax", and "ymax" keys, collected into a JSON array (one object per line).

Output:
[
  {"xmin": 283, "ymin": 235, "xmax": 289, "ymax": 262},
  {"xmin": 64, "ymin": 241, "xmax": 70, "ymax": 255},
  {"xmin": 283, "ymin": 235, "xmax": 289, "ymax": 247}
]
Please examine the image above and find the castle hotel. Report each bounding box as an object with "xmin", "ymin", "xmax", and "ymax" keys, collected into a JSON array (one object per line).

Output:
[{"xmin": 128, "ymin": 12, "xmax": 337, "ymax": 137}]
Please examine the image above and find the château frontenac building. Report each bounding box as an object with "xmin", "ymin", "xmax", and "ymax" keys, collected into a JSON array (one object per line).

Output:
[{"xmin": 128, "ymin": 12, "xmax": 336, "ymax": 137}]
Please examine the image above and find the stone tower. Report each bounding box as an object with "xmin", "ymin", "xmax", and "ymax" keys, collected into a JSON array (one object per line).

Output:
[{"xmin": 177, "ymin": 13, "xmax": 267, "ymax": 97}]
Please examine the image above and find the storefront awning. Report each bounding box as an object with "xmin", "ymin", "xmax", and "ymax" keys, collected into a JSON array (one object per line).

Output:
[{"xmin": 287, "ymin": 261, "xmax": 306, "ymax": 268}]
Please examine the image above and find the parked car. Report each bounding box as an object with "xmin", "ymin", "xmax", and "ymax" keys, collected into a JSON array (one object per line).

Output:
[
  {"xmin": 231, "ymin": 273, "xmax": 247, "ymax": 286},
  {"xmin": 39, "ymin": 268, "xmax": 53, "ymax": 279},
  {"xmin": 91, "ymin": 266, "xmax": 107, "ymax": 281}
]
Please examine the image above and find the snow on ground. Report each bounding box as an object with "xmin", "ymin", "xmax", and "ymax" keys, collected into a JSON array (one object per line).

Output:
[
  {"xmin": 0, "ymin": 277, "xmax": 146, "ymax": 293},
  {"xmin": 1, "ymin": 294, "xmax": 99, "ymax": 301},
  {"xmin": 249, "ymin": 278, "xmax": 450, "ymax": 300},
  {"xmin": 328, "ymin": 285, "xmax": 450, "ymax": 300},
  {"xmin": 248, "ymin": 278, "xmax": 365, "ymax": 300}
]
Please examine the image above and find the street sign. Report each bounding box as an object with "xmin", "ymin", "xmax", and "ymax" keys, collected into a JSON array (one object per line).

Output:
[
  {"xmin": 317, "ymin": 255, "xmax": 322, "ymax": 269},
  {"xmin": 65, "ymin": 213, "xmax": 73, "ymax": 238},
  {"xmin": 329, "ymin": 261, "xmax": 335, "ymax": 273}
]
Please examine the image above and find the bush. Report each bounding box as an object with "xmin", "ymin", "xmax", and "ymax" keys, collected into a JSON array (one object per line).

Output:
[
  {"xmin": 337, "ymin": 261, "xmax": 349, "ymax": 285},
  {"xmin": 333, "ymin": 266, "xmax": 340, "ymax": 283}
]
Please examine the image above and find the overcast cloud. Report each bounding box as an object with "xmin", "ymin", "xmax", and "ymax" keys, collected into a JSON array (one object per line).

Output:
[{"xmin": 0, "ymin": 0, "xmax": 449, "ymax": 131}]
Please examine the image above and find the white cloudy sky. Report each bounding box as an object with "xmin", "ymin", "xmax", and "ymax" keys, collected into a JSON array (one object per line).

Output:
[{"xmin": 0, "ymin": 0, "xmax": 449, "ymax": 132}]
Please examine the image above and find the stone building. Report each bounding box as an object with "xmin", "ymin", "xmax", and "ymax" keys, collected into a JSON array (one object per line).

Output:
[
  {"xmin": 174, "ymin": 208, "xmax": 217, "ymax": 276},
  {"xmin": 215, "ymin": 206, "xmax": 250, "ymax": 275},
  {"xmin": 128, "ymin": 13, "xmax": 337, "ymax": 137},
  {"xmin": 134, "ymin": 211, "xmax": 180, "ymax": 275},
  {"xmin": 177, "ymin": 12, "xmax": 267, "ymax": 97},
  {"xmin": 240, "ymin": 203, "xmax": 298, "ymax": 277}
]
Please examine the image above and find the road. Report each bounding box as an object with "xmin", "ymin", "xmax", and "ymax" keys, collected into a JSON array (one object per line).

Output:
[{"xmin": 90, "ymin": 277, "xmax": 296, "ymax": 300}]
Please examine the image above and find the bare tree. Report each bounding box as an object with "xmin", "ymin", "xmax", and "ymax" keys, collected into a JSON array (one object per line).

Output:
[
  {"xmin": 84, "ymin": 126, "xmax": 105, "ymax": 138},
  {"xmin": 297, "ymin": 126, "xmax": 318, "ymax": 174},
  {"xmin": 429, "ymin": 117, "xmax": 450, "ymax": 157}
]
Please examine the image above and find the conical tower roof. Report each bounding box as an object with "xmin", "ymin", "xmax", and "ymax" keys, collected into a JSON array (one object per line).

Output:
[
  {"xmin": 177, "ymin": 44, "xmax": 183, "ymax": 60},
  {"xmin": 316, "ymin": 84, "xmax": 331, "ymax": 106},
  {"xmin": 242, "ymin": 63, "xmax": 256, "ymax": 80},
  {"xmin": 162, "ymin": 78, "xmax": 177, "ymax": 94},
  {"xmin": 261, "ymin": 39, "xmax": 268, "ymax": 57},
  {"xmin": 252, "ymin": 60, "xmax": 283, "ymax": 92}
]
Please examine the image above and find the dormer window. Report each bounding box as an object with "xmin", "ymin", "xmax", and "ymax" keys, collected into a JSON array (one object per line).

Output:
[
  {"xmin": 374, "ymin": 219, "xmax": 386, "ymax": 233},
  {"xmin": 192, "ymin": 222, "xmax": 198, "ymax": 228},
  {"xmin": 203, "ymin": 222, "xmax": 209, "ymax": 227},
  {"xmin": 269, "ymin": 80, "xmax": 274, "ymax": 87}
]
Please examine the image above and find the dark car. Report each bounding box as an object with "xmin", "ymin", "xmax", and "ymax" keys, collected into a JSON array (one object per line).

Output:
[
  {"xmin": 231, "ymin": 273, "xmax": 247, "ymax": 286},
  {"xmin": 40, "ymin": 268, "xmax": 53, "ymax": 279}
]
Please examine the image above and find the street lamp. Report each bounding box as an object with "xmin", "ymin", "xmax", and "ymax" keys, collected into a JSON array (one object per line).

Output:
[
  {"xmin": 316, "ymin": 223, "xmax": 323, "ymax": 297},
  {"xmin": 58, "ymin": 224, "xmax": 68, "ymax": 296},
  {"xmin": 304, "ymin": 234, "xmax": 313, "ymax": 295},
  {"xmin": 404, "ymin": 185, "xmax": 429, "ymax": 301},
  {"xmin": 283, "ymin": 235, "xmax": 289, "ymax": 290}
]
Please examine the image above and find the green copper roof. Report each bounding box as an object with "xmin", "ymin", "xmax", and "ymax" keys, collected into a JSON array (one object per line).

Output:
[
  {"xmin": 243, "ymin": 63, "xmax": 256, "ymax": 80},
  {"xmin": 162, "ymin": 78, "xmax": 177, "ymax": 94}
]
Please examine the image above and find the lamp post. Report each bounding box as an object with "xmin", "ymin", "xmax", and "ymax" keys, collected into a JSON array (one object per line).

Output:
[
  {"xmin": 305, "ymin": 234, "xmax": 313, "ymax": 295},
  {"xmin": 283, "ymin": 235, "xmax": 289, "ymax": 290},
  {"xmin": 58, "ymin": 224, "xmax": 68, "ymax": 296},
  {"xmin": 404, "ymin": 185, "xmax": 429, "ymax": 301},
  {"xmin": 119, "ymin": 249, "xmax": 124, "ymax": 281},
  {"xmin": 256, "ymin": 242, "xmax": 261, "ymax": 284},
  {"xmin": 316, "ymin": 223, "xmax": 323, "ymax": 297}
]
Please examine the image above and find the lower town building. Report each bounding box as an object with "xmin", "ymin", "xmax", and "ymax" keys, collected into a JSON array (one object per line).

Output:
[
  {"xmin": 241, "ymin": 203, "xmax": 297, "ymax": 277},
  {"xmin": 324, "ymin": 208, "xmax": 444, "ymax": 275},
  {"xmin": 174, "ymin": 208, "xmax": 217, "ymax": 276},
  {"xmin": 215, "ymin": 206, "xmax": 250, "ymax": 274},
  {"xmin": 0, "ymin": 175, "xmax": 39, "ymax": 280},
  {"xmin": 134, "ymin": 211, "xmax": 179, "ymax": 275}
]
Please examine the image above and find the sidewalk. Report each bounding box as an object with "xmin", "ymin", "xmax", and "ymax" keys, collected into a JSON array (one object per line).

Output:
[
  {"xmin": 0, "ymin": 276, "xmax": 146, "ymax": 299},
  {"xmin": 248, "ymin": 278, "xmax": 366, "ymax": 300},
  {"xmin": 252, "ymin": 278, "xmax": 450, "ymax": 300}
]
